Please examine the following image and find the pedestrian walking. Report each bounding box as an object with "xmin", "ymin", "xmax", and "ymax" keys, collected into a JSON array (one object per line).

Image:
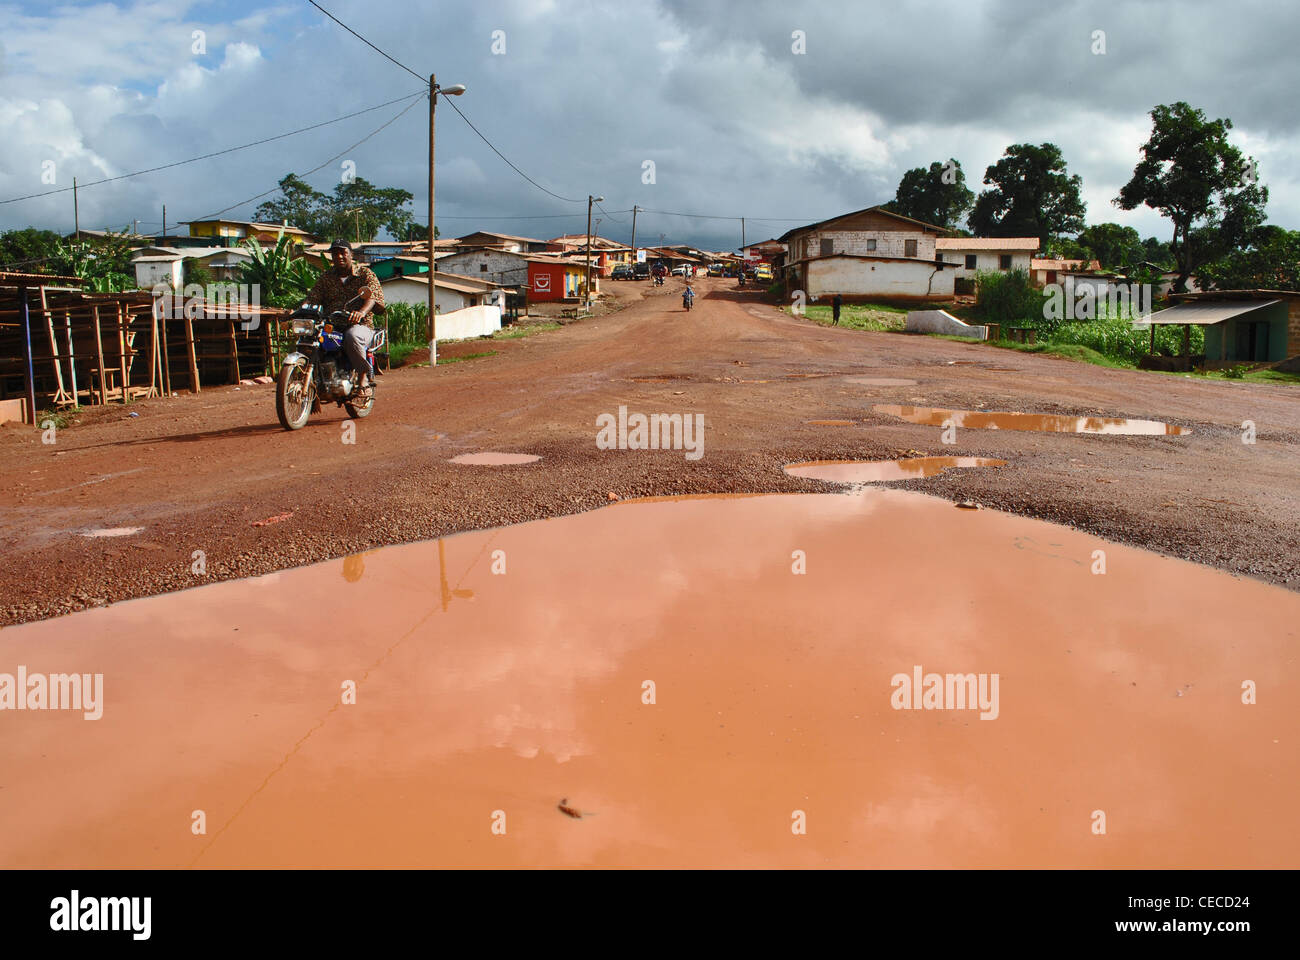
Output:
[{"xmin": 832, "ymin": 293, "xmax": 843, "ymax": 326}]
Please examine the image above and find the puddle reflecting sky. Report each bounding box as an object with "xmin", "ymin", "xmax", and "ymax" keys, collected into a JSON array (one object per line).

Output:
[
  {"xmin": 874, "ymin": 405, "xmax": 1191, "ymax": 435},
  {"xmin": 785, "ymin": 457, "xmax": 1006, "ymax": 483},
  {"xmin": 1, "ymin": 490, "xmax": 1292, "ymax": 868}
]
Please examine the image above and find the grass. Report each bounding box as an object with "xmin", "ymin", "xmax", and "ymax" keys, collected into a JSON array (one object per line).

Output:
[
  {"xmin": 925, "ymin": 334, "xmax": 1134, "ymax": 368},
  {"xmin": 785, "ymin": 302, "xmax": 908, "ymax": 332},
  {"xmin": 35, "ymin": 406, "xmax": 80, "ymax": 429},
  {"xmin": 438, "ymin": 351, "xmax": 497, "ymax": 365},
  {"xmin": 388, "ymin": 342, "xmax": 422, "ymax": 366},
  {"xmin": 492, "ymin": 321, "xmax": 561, "ymax": 340}
]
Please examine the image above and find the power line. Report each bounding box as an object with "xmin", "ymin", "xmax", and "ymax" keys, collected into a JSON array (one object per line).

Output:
[
  {"xmin": 0, "ymin": 91, "xmax": 425, "ymax": 207},
  {"xmin": 306, "ymin": 0, "xmax": 426, "ymax": 83},
  {"xmin": 441, "ymin": 98, "xmax": 585, "ymax": 204},
  {"xmin": 192, "ymin": 93, "xmax": 426, "ymax": 222}
]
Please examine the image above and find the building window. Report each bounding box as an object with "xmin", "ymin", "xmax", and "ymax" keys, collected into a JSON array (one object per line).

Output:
[
  {"xmin": 480, "ymin": 264, "xmax": 488, "ymax": 272},
  {"xmin": 1000, "ymin": 254, "xmax": 1013, "ymax": 270},
  {"xmin": 866, "ymin": 239, "xmax": 877, "ymax": 252},
  {"xmin": 965, "ymin": 254, "xmax": 977, "ymax": 269},
  {"xmin": 904, "ymin": 239, "xmax": 918, "ymax": 257},
  {"xmin": 820, "ymin": 238, "xmax": 834, "ymax": 257}
]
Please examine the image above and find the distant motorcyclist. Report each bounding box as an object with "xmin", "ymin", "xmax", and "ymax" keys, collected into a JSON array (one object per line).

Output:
[{"xmin": 682, "ymin": 284, "xmax": 695, "ymax": 310}]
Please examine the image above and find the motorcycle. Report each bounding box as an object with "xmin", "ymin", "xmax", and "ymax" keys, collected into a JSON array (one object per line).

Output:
[
  {"xmin": 683, "ymin": 291, "xmax": 695, "ymax": 312},
  {"xmin": 276, "ymin": 298, "xmax": 386, "ymax": 431}
]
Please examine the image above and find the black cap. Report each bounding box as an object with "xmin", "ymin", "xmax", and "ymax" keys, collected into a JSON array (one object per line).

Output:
[{"xmin": 329, "ymin": 239, "xmax": 352, "ymax": 253}]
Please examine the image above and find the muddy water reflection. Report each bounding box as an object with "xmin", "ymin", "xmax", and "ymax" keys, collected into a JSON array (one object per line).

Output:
[
  {"xmin": 785, "ymin": 457, "xmax": 1006, "ymax": 483},
  {"xmin": 874, "ymin": 404, "xmax": 1191, "ymax": 435},
  {"xmin": 2, "ymin": 491, "xmax": 1294, "ymax": 868}
]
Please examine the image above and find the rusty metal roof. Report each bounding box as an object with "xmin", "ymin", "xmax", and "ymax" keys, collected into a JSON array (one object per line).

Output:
[
  {"xmin": 936, "ymin": 237, "xmax": 1039, "ymax": 251},
  {"xmin": 1144, "ymin": 300, "xmax": 1281, "ymax": 325}
]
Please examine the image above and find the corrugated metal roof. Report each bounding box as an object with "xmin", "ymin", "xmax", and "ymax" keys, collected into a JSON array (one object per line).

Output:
[{"xmin": 1144, "ymin": 300, "xmax": 1280, "ymax": 325}]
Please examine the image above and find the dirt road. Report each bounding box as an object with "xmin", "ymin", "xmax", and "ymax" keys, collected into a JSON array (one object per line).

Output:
[{"xmin": 3, "ymin": 276, "xmax": 1298, "ymax": 623}]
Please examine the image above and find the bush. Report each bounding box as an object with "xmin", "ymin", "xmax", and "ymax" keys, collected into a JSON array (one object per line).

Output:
[
  {"xmin": 1046, "ymin": 316, "xmax": 1203, "ymax": 365},
  {"xmin": 974, "ymin": 269, "xmax": 1044, "ymax": 326}
]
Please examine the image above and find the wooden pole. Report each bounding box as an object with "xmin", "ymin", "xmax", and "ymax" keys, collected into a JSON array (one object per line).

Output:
[
  {"xmin": 427, "ymin": 73, "xmax": 437, "ymax": 365},
  {"xmin": 64, "ymin": 310, "xmax": 79, "ymax": 403},
  {"xmin": 183, "ymin": 304, "xmax": 200, "ymax": 393},
  {"xmin": 117, "ymin": 303, "xmax": 129, "ymax": 402},
  {"xmin": 91, "ymin": 303, "xmax": 108, "ymax": 405},
  {"xmin": 39, "ymin": 286, "xmax": 70, "ymax": 404},
  {"xmin": 19, "ymin": 284, "xmax": 37, "ymax": 425},
  {"xmin": 159, "ymin": 297, "xmax": 172, "ymax": 396}
]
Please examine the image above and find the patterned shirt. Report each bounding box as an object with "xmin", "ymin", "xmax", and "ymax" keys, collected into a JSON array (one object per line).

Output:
[{"xmin": 307, "ymin": 264, "xmax": 385, "ymax": 326}]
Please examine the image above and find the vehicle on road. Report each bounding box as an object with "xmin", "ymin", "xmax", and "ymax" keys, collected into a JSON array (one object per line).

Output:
[
  {"xmin": 683, "ymin": 288, "xmax": 695, "ymax": 311},
  {"xmin": 611, "ymin": 264, "xmax": 634, "ymax": 280},
  {"xmin": 707, "ymin": 263, "xmax": 724, "ymax": 277},
  {"xmin": 755, "ymin": 264, "xmax": 774, "ymax": 282},
  {"xmin": 276, "ymin": 300, "xmax": 386, "ymax": 430},
  {"xmin": 671, "ymin": 265, "xmax": 690, "ymax": 277},
  {"xmin": 632, "ymin": 262, "xmax": 650, "ymax": 280}
]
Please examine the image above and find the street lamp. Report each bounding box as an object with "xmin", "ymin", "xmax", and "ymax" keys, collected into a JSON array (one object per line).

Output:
[
  {"xmin": 585, "ymin": 195, "xmax": 604, "ymax": 311},
  {"xmin": 428, "ymin": 76, "xmax": 466, "ymax": 367}
]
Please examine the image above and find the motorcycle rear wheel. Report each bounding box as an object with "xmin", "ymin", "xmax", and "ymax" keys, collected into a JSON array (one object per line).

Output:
[
  {"xmin": 276, "ymin": 360, "xmax": 313, "ymax": 431},
  {"xmin": 345, "ymin": 381, "xmax": 374, "ymax": 419}
]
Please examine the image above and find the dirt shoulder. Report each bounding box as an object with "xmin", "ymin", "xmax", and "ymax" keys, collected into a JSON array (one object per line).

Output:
[{"xmin": 2, "ymin": 275, "xmax": 1297, "ymax": 624}]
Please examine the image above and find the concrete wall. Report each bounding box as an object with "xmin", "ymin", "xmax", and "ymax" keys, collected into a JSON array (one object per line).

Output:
[
  {"xmin": 940, "ymin": 250, "xmax": 1033, "ymax": 279},
  {"xmin": 379, "ymin": 277, "xmax": 478, "ymax": 313},
  {"xmin": 437, "ymin": 250, "xmax": 529, "ymax": 288},
  {"xmin": 807, "ymin": 257, "xmax": 955, "ymax": 300},
  {"xmin": 437, "ymin": 304, "xmax": 501, "ymax": 341},
  {"xmin": 798, "ymin": 230, "xmax": 936, "ymax": 262},
  {"xmin": 905, "ymin": 309, "xmax": 989, "ymax": 339},
  {"xmin": 134, "ymin": 259, "xmax": 182, "ymax": 289}
]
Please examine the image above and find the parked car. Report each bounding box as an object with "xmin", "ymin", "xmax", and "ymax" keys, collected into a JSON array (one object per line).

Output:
[
  {"xmin": 611, "ymin": 264, "xmax": 634, "ymax": 280},
  {"xmin": 755, "ymin": 264, "xmax": 773, "ymax": 282},
  {"xmin": 632, "ymin": 262, "xmax": 650, "ymax": 280},
  {"xmin": 671, "ymin": 265, "xmax": 690, "ymax": 277},
  {"xmin": 707, "ymin": 264, "xmax": 724, "ymax": 277}
]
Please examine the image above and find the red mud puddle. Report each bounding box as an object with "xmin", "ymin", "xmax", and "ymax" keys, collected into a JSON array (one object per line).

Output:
[
  {"xmin": 805, "ymin": 420, "xmax": 857, "ymax": 426},
  {"xmin": 845, "ymin": 377, "xmax": 918, "ymax": 387},
  {"xmin": 449, "ymin": 453, "xmax": 541, "ymax": 465},
  {"xmin": 79, "ymin": 527, "xmax": 144, "ymax": 538},
  {"xmin": 2, "ymin": 491, "xmax": 1295, "ymax": 868},
  {"xmin": 874, "ymin": 404, "xmax": 1192, "ymax": 435},
  {"xmin": 785, "ymin": 457, "xmax": 1006, "ymax": 483}
]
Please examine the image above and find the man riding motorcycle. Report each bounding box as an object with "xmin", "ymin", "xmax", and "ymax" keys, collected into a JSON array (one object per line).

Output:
[
  {"xmin": 682, "ymin": 284, "xmax": 695, "ymax": 310},
  {"xmin": 301, "ymin": 239, "xmax": 385, "ymax": 403}
]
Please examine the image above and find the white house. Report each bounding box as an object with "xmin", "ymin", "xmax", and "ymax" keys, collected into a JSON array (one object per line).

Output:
[
  {"xmin": 935, "ymin": 237, "xmax": 1039, "ymax": 279},
  {"xmin": 132, "ymin": 254, "xmax": 184, "ymax": 289},
  {"xmin": 436, "ymin": 248, "xmax": 531, "ymax": 289},
  {"xmin": 380, "ymin": 273, "xmax": 504, "ymax": 314},
  {"xmin": 778, "ymin": 205, "xmax": 957, "ymax": 302}
]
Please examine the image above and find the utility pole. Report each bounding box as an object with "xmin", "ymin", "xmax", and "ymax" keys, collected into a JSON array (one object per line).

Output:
[
  {"xmin": 73, "ymin": 177, "xmax": 79, "ymax": 240},
  {"xmin": 133, "ymin": 218, "xmax": 139, "ymax": 236},
  {"xmin": 741, "ymin": 216, "xmax": 746, "ymax": 251},
  {"xmin": 630, "ymin": 205, "xmax": 639, "ymax": 260},
  {"xmin": 161, "ymin": 204, "xmax": 166, "ymax": 241},
  {"xmin": 585, "ymin": 194, "xmax": 603, "ymax": 312},
  {"xmin": 424, "ymin": 75, "xmax": 466, "ymax": 365}
]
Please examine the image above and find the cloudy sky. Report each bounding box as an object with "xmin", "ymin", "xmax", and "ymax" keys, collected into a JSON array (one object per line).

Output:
[{"xmin": 1, "ymin": 0, "xmax": 1296, "ymax": 252}]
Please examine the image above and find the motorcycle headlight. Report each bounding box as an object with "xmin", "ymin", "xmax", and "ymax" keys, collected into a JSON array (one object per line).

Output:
[{"xmin": 289, "ymin": 320, "xmax": 315, "ymax": 336}]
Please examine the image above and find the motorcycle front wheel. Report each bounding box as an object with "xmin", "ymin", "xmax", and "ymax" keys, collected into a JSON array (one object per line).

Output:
[
  {"xmin": 344, "ymin": 380, "xmax": 374, "ymax": 419},
  {"xmin": 276, "ymin": 359, "xmax": 313, "ymax": 431}
]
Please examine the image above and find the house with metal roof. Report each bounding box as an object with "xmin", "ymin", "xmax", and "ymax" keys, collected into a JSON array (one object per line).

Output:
[
  {"xmin": 1144, "ymin": 290, "xmax": 1300, "ymax": 367},
  {"xmin": 776, "ymin": 205, "xmax": 958, "ymax": 302},
  {"xmin": 936, "ymin": 237, "xmax": 1039, "ymax": 279}
]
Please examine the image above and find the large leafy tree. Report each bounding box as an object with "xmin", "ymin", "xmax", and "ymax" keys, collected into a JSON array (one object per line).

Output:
[
  {"xmin": 50, "ymin": 229, "xmax": 136, "ymax": 291},
  {"xmin": 237, "ymin": 232, "xmax": 321, "ymax": 308},
  {"xmin": 0, "ymin": 227, "xmax": 63, "ymax": 271},
  {"xmin": 1074, "ymin": 222, "xmax": 1145, "ymax": 270},
  {"xmin": 969, "ymin": 143, "xmax": 1086, "ymax": 248},
  {"xmin": 254, "ymin": 174, "xmax": 415, "ymax": 242},
  {"xmin": 1198, "ymin": 226, "xmax": 1300, "ymax": 292},
  {"xmin": 886, "ymin": 159, "xmax": 974, "ymax": 229},
  {"xmin": 1115, "ymin": 102, "xmax": 1268, "ymax": 293}
]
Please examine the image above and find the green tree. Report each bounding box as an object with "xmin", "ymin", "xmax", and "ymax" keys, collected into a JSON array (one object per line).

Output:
[
  {"xmin": 1115, "ymin": 102, "xmax": 1268, "ymax": 293},
  {"xmin": 1140, "ymin": 236, "xmax": 1174, "ymax": 270},
  {"xmin": 253, "ymin": 174, "xmax": 328, "ymax": 234},
  {"xmin": 253, "ymin": 173, "xmax": 415, "ymax": 241},
  {"xmin": 0, "ymin": 227, "xmax": 63, "ymax": 271},
  {"xmin": 1198, "ymin": 226, "xmax": 1300, "ymax": 291},
  {"xmin": 969, "ymin": 143, "xmax": 1086, "ymax": 248},
  {"xmin": 50, "ymin": 229, "xmax": 136, "ymax": 291},
  {"xmin": 1074, "ymin": 222, "xmax": 1144, "ymax": 270},
  {"xmin": 886, "ymin": 159, "xmax": 974, "ymax": 229}
]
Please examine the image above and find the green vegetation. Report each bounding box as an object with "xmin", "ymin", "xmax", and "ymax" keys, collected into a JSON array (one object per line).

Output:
[
  {"xmin": 492, "ymin": 321, "xmax": 560, "ymax": 339},
  {"xmin": 35, "ymin": 406, "xmax": 80, "ymax": 429},
  {"xmin": 237, "ymin": 232, "xmax": 320, "ymax": 307},
  {"xmin": 787, "ymin": 302, "xmax": 908, "ymax": 332},
  {"xmin": 439, "ymin": 351, "xmax": 497, "ymax": 365},
  {"xmin": 254, "ymin": 172, "xmax": 417, "ymax": 242},
  {"xmin": 382, "ymin": 301, "xmax": 428, "ymax": 343}
]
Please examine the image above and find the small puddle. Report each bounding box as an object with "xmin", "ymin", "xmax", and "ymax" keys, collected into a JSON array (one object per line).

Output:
[
  {"xmin": 805, "ymin": 419, "xmax": 856, "ymax": 426},
  {"xmin": 846, "ymin": 377, "xmax": 918, "ymax": 387},
  {"xmin": 449, "ymin": 453, "xmax": 541, "ymax": 465},
  {"xmin": 785, "ymin": 456, "xmax": 1005, "ymax": 484},
  {"xmin": 5, "ymin": 492, "xmax": 1295, "ymax": 868},
  {"xmin": 80, "ymin": 527, "xmax": 145, "ymax": 538},
  {"xmin": 874, "ymin": 404, "xmax": 1191, "ymax": 435}
]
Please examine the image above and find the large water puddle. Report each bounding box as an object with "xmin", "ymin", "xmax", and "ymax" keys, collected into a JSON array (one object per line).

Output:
[
  {"xmin": 785, "ymin": 457, "xmax": 1005, "ymax": 483},
  {"xmin": 2, "ymin": 491, "xmax": 1293, "ymax": 868},
  {"xmin": 874, "ymin": 404, "xmax": 1191, "ymax": 435}
]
